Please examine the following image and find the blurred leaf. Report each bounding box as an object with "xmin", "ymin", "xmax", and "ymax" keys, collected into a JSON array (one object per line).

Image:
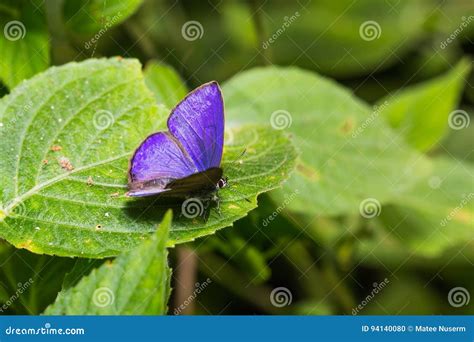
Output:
[
  {"xmin": 44, "ymin": 211, "xmax": 172, "ymax": 315},
  {"xmin": 437, "ymin": 110, "xmax": 474, "ymax": 163},
  {"xmin": 0, "ymin": 0, "xmax": 49, "ymax": 88},
  {"xmin": 223, "ymin": 66, "xmax": 430, "ymax": 216},
  {"xmin": 262, "ymin": 0, "xmax": 432, "ymax": 78},
  {"xmin": 378, "ymin": 59, "xmax": 471, "ymax": 151},
  {"xmin": 144, "ymin": 61, "xmax": 188, "ymax": 108},
  {"xmin": 360, "ymin": 158, "xmax": 474, "ymax": 258},
  {"xmin": 0, "ymin": 246, "xmax": 74, "ymax": 314},
  {"xmin": 63, "ymin": 0, "xmax": 143, "ymax": 34},
  {"xmin": 0, "ymin": 58, "xmax": 297, "ymax": 258},
  {"xmin": 363, "ymin": 277, "xmax": 442, "ymax": 314}
]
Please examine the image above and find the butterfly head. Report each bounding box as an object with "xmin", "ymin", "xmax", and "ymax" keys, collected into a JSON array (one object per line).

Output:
[{"xmin": 217, "ymin": 176, "xmax": 228, "ymax": 189}]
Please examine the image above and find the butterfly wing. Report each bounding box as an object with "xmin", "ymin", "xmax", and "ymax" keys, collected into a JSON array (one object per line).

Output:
[
  {"xmin": 127, "ymin": 132, "xmax": 198, "ymax": 197},
  {"xmin": 167, "ymin": 81, "xmax": 224, "ymax": 172}
]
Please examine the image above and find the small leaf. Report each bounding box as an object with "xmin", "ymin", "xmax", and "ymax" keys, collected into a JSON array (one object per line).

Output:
[
  {"xmin": 0, "ymin": 58, "xmax": 297, "ymax": 257},
  {"xmin": 63, "ymin": 0, "xmax": 144, "ymax": 34},
  {"xmin": 144, "ymin": 61, "xmax": 188, "ymax": 108},
  {"xmin": 44, "ymin": 211, "xmax": 172, "ymax": 315},
  {"xmin": 0, "ymin": 0, "xmax": 50, "ymax": 88},
  {"xmin": 223, "ymin": 66, "xmax": 430, "ymax": 216},
  {"xmin": 378, "ymin": 59, "xmax": 472, "ymax": 151}
]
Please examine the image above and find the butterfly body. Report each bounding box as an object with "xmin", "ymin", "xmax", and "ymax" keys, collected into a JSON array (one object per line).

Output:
[{"xmin": 127, "ymin": 81, "xmax": 226, "ymax": 210}]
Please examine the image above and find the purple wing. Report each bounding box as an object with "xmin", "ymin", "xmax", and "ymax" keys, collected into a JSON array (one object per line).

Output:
[
  {"xmin": 128, "ymin": 132, "xmax": 198, "ymax": 196},
  {"xmin": 167, "ymin": 81, "xmax": 224, "ymax": 172}
]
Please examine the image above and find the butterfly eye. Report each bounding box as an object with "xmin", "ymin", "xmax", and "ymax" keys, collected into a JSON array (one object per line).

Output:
[{"xmin": 217, "ymin": 178, "xmax": 227, "ymax": 189}]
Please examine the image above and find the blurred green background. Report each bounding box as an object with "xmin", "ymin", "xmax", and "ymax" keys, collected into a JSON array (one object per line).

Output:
[{"xmin": 0, "ymin": 0, "xmax": 473, "ymax": 315}]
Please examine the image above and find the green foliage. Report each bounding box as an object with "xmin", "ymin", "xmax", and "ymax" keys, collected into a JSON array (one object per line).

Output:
[
  {"xmin": 378, "ymin": 59, "xmax": 472, "ymax": 151},
  {"xmin": 361, "ymin": 158, "xmax": 474, "ymax": 258},
  {"xmin": 63, "ymin": 0, "xmax": 144, "ymax": 34},
  {"xmin": 44, "ymin": 211, "xmax": 172, "ymax": 315},
  {"xmin": 144, "ymin": 61, "xmax": 188, "ymax": 108},
  {"xmin": 0, "ymin": 58, "xmax": 297, "ymax": 258},
  {"xmin": 0, "ymin": 0, "xmax": 49, "ymax": 88},
  {"xmin": 223, "ymin": 66, "xmax": 431, "ymax": 216}
]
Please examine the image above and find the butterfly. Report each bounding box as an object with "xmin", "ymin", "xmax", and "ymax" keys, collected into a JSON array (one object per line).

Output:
[{"xmin": 127, "ymin": 81, "xmax": 227, "ymax": 207}]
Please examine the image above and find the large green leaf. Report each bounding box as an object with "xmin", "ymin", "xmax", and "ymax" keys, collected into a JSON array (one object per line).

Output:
[
  {"xmin": 44, "ymin": 211, "xmax": 172, "ymax": 315},
  {"xmin": 223, "ymin": 66, "xmax": 430, "ymax": 216},
  {"xmin": 144, "ymin": 61, "xmax": 188, "ymax": 108},
  {"xmin": 63, "ymin": 0, "xmax": 144, "ymax": 34},
  {"xmin": 378, "ymin": 59, "xmax": 471, "ymax": 151},
  {"xmin": 0, "ymin": 58, "xmax": 297, "ymax": 257},
  {"xmin": 359, "ymin": 158, "xmax": 474, "ymax": 258},
  {"xmin": 0, "ymin": 0, "xmax": 50, "ymax": 88}
]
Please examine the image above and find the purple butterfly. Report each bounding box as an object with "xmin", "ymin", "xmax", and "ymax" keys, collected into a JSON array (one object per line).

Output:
[{"xmin": 127, "ymin": 81, "xmax": 227, "ymax": 201}]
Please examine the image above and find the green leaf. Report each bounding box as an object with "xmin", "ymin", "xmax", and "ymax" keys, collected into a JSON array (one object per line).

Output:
[
  {"xmin": 0, "ymin": 245, "xmax": 74, "ymax": 314},
  {"xmin": 378, "ymin": 59, "xmax": 472, "ymax": 151},
  {"xmin": 360, "ymin": 157, "xmax": 474, "ymax": 258},
  {"xmin": 0, "ymin": 58, "xmax": 297, "ymax": 257},
  {"xmin": 0, "ymin": 0, "xmax": 50, "ymax": 88},
  {"xmin": 144, "ymin": 61, "xmax": 188, "ymax": 108},
  {"xmin": 261, "ymin": 0, "xmax": 431, "ymax": 78},
  {"xmin": 63, "ymin": 0, "xmax": 144, "ymax": 34},
  {"xmin": 223, "ymin": 66, "xmax": 430, "ymax": 216},
  {"xmin": 44, "ymin": 211, "xmax": 172, "ymax": 315}
]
